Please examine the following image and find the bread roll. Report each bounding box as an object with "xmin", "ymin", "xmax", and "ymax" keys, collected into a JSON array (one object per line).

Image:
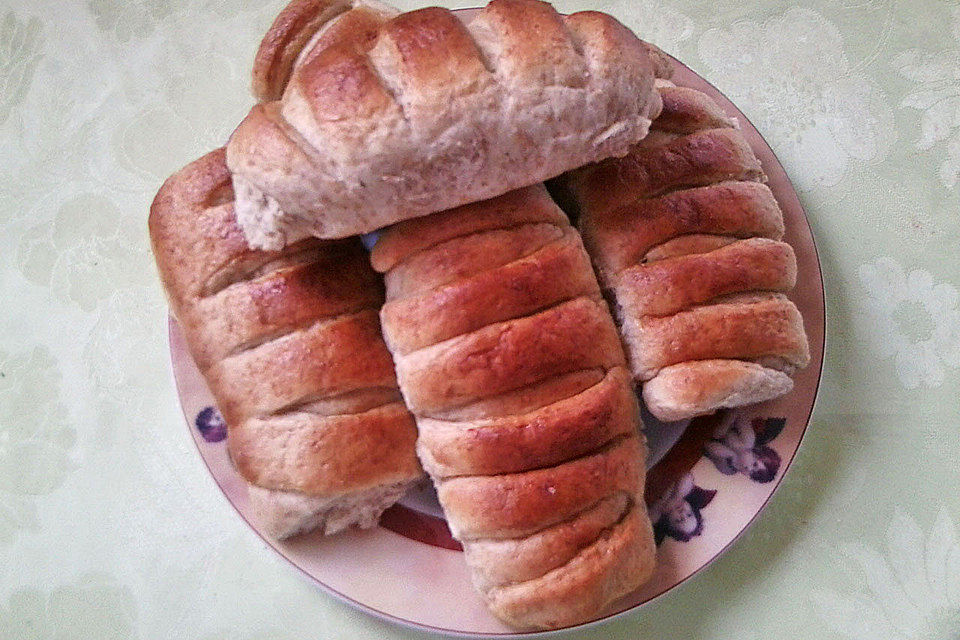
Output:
[
  {"xmin": 149, "ymin": 148, "xmax": 422, "ymax": 539},
  {"xmin": 560, "ymin": 78, "xmax": 810, "ymax": 421},
  {"xmin": 372, "ymin": 184, "xmax": 655, "ymax": 630},
  {"xmin": 226, "ymin": 0, "xmax": 663, "ymax": 248}
]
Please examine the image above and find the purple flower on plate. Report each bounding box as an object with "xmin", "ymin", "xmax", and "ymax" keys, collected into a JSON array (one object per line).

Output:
[
  {"xmin": 649, "ymin": 472, "xmax": 716, "ymax": 545},
  {"xmin": 194, "ymin": 406, "xmax": 226, "ymax": 443},
  {"xmin": 703, "ymin": 412, "xmax": 784, "ymax": 483}
]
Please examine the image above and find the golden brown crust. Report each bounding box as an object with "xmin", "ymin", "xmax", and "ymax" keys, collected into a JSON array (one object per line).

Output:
[
  {"xmin": 381, "ymin": 228, "xmax": 598, "ymax": 355},
  {"xmin": 482, "ymin": 502, "xmax": 655, "ymax": 630},
  {"xmin": 615, "ymin": 237, "xmax": 797, "ymax": 317},
  {"xmin": 417, "ymin": 367, "xmax": 637, "ymax": 478},
  {"xmin": 434, "ymin": 368, "xmax": 605, "ymax": 422},
  {"xmin": 207, "ymin": 310, "xmax": 398, "ymax": 425},
  {"xmin": 229, "ymin": 402, "xmax": 419, "ymax": 495},
  {"xmin": 643, "ymin": 233, "xmax": 739, "ymax": 261},
  {"xmin": 184, "ymin": 247, "xmax": 382, "ymax": 370},
  {"xmin": 295, "ymin": 44, "xmax": 399, "ymax": 122},
  {"xmin": 371, "ymin": 184, "xmax": 567, "ymax": 272},
  {"xmin": 463, "ymin": 492, "xmax": 629, "ymax": 593},
  {"xmin": 291, "ymin": 4, "xmax": 396, "ymax": 86},
  {"xmin": 437, "ymin": 435, "xmax": 643, "ymax": 541},
  {"xmin": 567, "ymin": 127, "xmax": 765, "ymax": 219},
  {"xmin": 251, "ymin": 0, "xmax": 353, "ymax": 102},
  {"xmin": 395, "ymin": 296, "xmax": 625, "ymax": 415},
  {"xmin": 579, "ymin": 181, "xmax": 785, "ymax": 280},
  {"xmin": 625, "ymin": 293, "xmax": 810, "ymax": 381},
  {"xmin": 149, "ymin": 149, "xmax": 262, "ymax": 306},
  {"xmin": 376, "ymin": 7, "xmax": 491, "ymax": 105},
  {"xmin": 476, "ymin": 0, "xmax": 586, "ymax": 89},
  {"xmin": 292, "ymin": 386, "xmax": 402, "ymax": 417},
  {"xmin": 383, "ymin": 223, "xmax": 564, "ymax": 302}
]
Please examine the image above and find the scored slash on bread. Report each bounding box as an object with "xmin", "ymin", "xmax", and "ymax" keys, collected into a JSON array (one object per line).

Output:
[
  {"xmin": 252, "ymin": 0, "xmax": 400, "ymax": 103},
  {"xmin": 416, "ymin": 368, "xmax": 638, "ymax": 478},
  {"xmin": 558, "ymin": 75, "xmax": 811, "ymax": 422},
  {"xmin": 381, "ymin": 226, "xmax": 600, "ymax": 354},
  {"xmin": 575, "ymin": 180, "xmax": 786, "ymax": 283},
  {"xmin": 615, "ymin": 237, "xmax": 798, "ymax": 318},
  {"xmin": 149, "ymin": 149, "xmax": 422, "ymax": 539},
  {"xmin": 395, "ymin": 296, "xmax": 627, "ymax": 415},
  {"xmin": 226, "ymin": 0, "xmax": 663, "ymax": 248},
  {"xmin": 622, "ymin": 292, "xmax": 809, "ymax": 381},
  {"xmin": 372, "ymin": 184, "xmax": 656, "ymax": 630}
]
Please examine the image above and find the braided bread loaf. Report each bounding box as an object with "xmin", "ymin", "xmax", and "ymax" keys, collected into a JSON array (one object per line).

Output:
[
  {"xmin": 371, "ymin": 185, "xmax": 655, "ymax": 630},
  {"xmin": 149, "ymin": 148, "xmax": 422, "ymax": 539},
  {"xmin": 558, "ymin": 78, "xmax": 811, "ymax": 422},
  {"xmin": 226, "ymin": 0, "xmax": 662, "ymax": 249}
]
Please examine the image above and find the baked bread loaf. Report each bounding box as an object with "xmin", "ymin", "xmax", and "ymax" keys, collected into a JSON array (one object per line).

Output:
[
  {"xmin": 558, "ymin": 77, "xmax": 810, "ymax": 422},
  {"xmin": 149, "ymin": 148, "xmax": 422, "ymax": 539},
  {"xmin": 226, "ymin": 0, "xmax": 663, "ymax": 249},
  {"xmin": 371, "ymin": 185, "xmax": 655, "ymax": 630}
]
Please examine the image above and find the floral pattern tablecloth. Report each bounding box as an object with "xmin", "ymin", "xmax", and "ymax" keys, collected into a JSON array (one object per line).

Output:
[{"xmin": 2, "ymin": 0, "xmax": 959, "ymax": 638}]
